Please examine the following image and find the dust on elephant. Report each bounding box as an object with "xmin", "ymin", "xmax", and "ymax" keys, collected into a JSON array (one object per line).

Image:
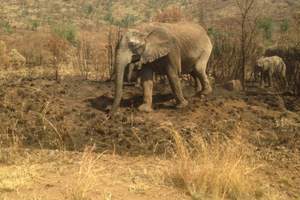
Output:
[
  {"xmin": 254, "ymin": 56, "xmax": 287, "ymax": 88},
  {"xmin": 125, "ymin": 62, "xmax": 169, "ymax": 87},
  {"xmin": 111, "ymin": 22, "xmax": 213, "ymax": 114}
]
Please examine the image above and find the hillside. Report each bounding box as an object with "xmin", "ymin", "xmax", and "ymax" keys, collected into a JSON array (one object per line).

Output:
[{"xmin": 0, "ymin": 0, "xmax": 299, "ymax": 30}]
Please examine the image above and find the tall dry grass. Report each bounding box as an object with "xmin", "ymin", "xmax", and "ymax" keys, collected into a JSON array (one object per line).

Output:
[
  {"xmin": 67, "ymin": 145, "xmax": 103, "ymax": 200},
  {"xmin": 163, "ymin": 127, "xmax": 277, "ymax": 200}
]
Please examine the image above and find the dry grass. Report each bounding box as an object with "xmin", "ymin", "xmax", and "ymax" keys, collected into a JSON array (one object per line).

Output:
[
  {"xmin": 0, "ymin": 161, "xmax": 39, "ymax": 193},
  {"xmin": 66, "ymin": 145, "xmax": 103, "ymax": 200},
  {"xmin": 163, "ymin": 126, "xmax": 278, "ymax": 200},
  {"xmin": 0, "ymin": 148, "xmax": 44, "ymax": 200}
]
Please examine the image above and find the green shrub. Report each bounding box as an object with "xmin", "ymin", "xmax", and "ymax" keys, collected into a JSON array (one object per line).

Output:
[
  {"xmin": 103, "ymin": 1, "xmax": 115, "ymax": 24},
  {"xmin": 280, "ymin": 19, "xmax": 289, "ymax": 33},
  {"xmin": 257, "ymin": 17, "xmax": 274, "ymax": 40},
  {"xmin": 52, "ymin": 23, "xmax": 77, "ymax": 45},
  {"xmin": 83, "ymin": 3, "xmax": 94, "ymax": 16},
  {"xmin": 117, "ymin": 14, "xmax": 138, "ymax": 28},
  {"xmin": 104, "ymin": 13, "xmax": 115, "ymax": 24},
  {"xmin": 0, "ymin": 20, "xmax": 13, "ymax": 34},
  {"xmin": 28, "ymin": 20, "xmax": 40, "ymax": 31}
]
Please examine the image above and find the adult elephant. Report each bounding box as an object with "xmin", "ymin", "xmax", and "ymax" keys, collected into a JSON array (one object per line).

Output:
[
  {"xmin": 254, "ymin": 56, "xmax": 287, "ymax": 88},
  {"xmin": 111, "ymin": 22, "xmax": 213, "ymax": 114}
]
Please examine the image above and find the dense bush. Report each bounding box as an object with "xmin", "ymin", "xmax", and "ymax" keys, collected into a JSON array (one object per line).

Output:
[
  {"xmin": 257, "ymin": 17, "xmax": 274, "ymax": 40},
  {"xmin": 52, "ymin": 23, "xmax": 77, "ymax": 45},
  {"xmin": 0, "ymin": 20, "xmax": 13, "ymax": 34},
  {"xmin": 152, "ymin": 6, "xmax": 185, "ymax": 23}
]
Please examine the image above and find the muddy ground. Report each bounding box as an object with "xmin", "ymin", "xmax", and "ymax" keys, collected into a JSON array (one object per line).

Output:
[{"xmin": 0, "ymin": 75, "xmax": 300, "ymax": 198}]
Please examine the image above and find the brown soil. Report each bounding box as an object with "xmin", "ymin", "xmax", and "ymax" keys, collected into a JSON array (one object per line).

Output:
[{"xmin": 0, "ymin": 75, "xmax": 300, "ymax": 199}]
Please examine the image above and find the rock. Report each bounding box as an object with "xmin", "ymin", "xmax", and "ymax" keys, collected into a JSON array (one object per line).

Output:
[{"xmin": 223, "ymin": 80, "xmax": 243, "ymax": 91}]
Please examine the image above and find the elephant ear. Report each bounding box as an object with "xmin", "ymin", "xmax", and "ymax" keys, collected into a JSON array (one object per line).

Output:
[
  {"xmin": 257, "ymin": 57, "xmax": 265, "ymax": 67},
  {"xmin": 140, "ymin": 29, "xmax": 172, "ymax": 64}
]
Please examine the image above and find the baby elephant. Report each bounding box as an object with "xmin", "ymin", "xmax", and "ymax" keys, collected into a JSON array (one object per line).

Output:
[{"xmin": 254, "ymin": 56, "xmax": 287, "ymax": 88}]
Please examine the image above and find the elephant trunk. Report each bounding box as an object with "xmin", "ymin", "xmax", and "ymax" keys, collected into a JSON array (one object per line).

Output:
[{"xmin": 110, "ymin": 46, "xmax": 132, "ymax": 114}]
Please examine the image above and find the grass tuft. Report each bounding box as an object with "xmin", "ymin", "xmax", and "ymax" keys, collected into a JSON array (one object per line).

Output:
[
  {"xmin": 67, "ymin": 145, "xmax": 102, "ymax": 200},
  {"xmin": 164, "ymin": 127, "xmax": 270, "ymax": 200}
]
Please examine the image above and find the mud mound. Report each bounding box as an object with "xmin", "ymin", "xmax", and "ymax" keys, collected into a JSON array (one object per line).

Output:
[
  {"xmin": 283, "ymin": 96, "xmax": 300, "ymax": 112},
  {"xmin": 0, "ymin": 78, "xmax": 189, "ymax": 155},
  {"xmin": 246, "ymin": 94, "xmax": 287, "ymax": 111},
  {"xmin": 0, "ymin": 77, "xmax": 299, "ymax": 155}
]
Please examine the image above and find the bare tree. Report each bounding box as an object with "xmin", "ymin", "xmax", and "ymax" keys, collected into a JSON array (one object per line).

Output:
[
  {"xmin": 48, "ymin": 34, "xmax": 69, "ymax": 82},
  {"xmin": 73, "ymin": 35, "xmax": 91, "ymax": 80},
  {"xmin": 235, "ymin": 0, "xmax": 258, "ymax": 88}
]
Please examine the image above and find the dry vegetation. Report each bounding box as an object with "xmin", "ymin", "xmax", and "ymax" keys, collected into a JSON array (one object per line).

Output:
[
  {"xmin": 1, "ymin": 0, "xmax": 300, "ymax": 200},
  {"xmin": 165, "ymin": 127, "xmax": 262, "ymax": 200}
]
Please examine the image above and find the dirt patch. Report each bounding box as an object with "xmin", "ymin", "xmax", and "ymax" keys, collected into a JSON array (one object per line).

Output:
[
  {"xmin": 0, "ymin": 77, "xmax": 299, "ymax": 154},
  {"xmin": 1, "ymin": 76, "xmax": 300, "ymax": 198}
]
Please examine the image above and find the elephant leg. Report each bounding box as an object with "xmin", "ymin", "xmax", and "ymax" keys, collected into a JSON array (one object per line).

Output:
[
  {"xmin": 259, "ymin": 72, "xmax": 263, "ymax": 88},
  {"xmin": 135, "ymin": 77, "xmax": 141, "ymax": 88},
  {"xmin": 194, "ymin": 55, "xmax": 212, "ymax": 95},
  {"xmin": 268, "ymin": 71, "xmax": 273, "ymax": 87},
  {"xmin": 163, "ymin": 75, "xmax": 168, "ymax": 85},
  {"xmin": 138, "ymin": 66, "xmax": 153, "ymax": 112},
  {"xmin": 191, "ymin": 71, "xmax": 202, "ymax": 93},
  {"xmin": 166, "ymin": 65, "xmax": 188, "ymax": 108},
  {"xmin": 283, "ymin": 76, "xmax": 288, "ymax": 90},
  {"xmin": 262, "ymin": 71, "xmax": 268, "ymax": 87}
]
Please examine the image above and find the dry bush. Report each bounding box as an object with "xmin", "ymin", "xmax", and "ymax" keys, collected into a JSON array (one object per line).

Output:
[
  {"xmin": 163, "ymin": 127, "xmax": 277, "ymax": 200},
  {"xmin": 67, "ymin": 145, "xmax": 102, "ymax": 200},
  {"xmin": 47, "ymin": 34, "xmax": 70, "ymax": 80},
  {"xmin": 71, "ymin": 31, "xmax": 109, "ymax": 80},
  {"xmin": 8, "ymin": 48, "xmax": 26, "ymax": 68},
  {"xmin": 208, "ymin": 28, "xmax": 240, "ymax": 82},
  {"xmin": 2, "ymin": 31, "xmax": 72, "ymax": 70},
  {"xmin": 152, "ymin": 6, "xmax": 186, "ymax": 23},
  {"xmin": 0, "ymin": 159, "xmax": 40, "ymax": 194},
  {"xmin": 208, "ymin": 27, "xmax": 259, "ymax": 83},
  {"xmin": 0, "ymin": 40, "xmax": 10, "ymax": 68},
  {"xmin": 267, "ymin": 15, "xmax": 300, "ymax": 95},
  {"xmin": 71, "ymin": 36, "xmax": 91, "ymax": 80},
  {"xmin": 9, "ymin": 32, "xmax": 54, "ymax": 67}
]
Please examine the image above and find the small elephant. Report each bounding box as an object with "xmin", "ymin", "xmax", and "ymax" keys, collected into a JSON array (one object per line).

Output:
[
  {"xmin": 125, "ymin": 62, "xmax": 169, "ymax": 87},
  {"xmin": 124, "ymin": 62, "xmax": 141, "ymax": 84},
  {"xmin": 254, "ymin": 56, "xmax": 287, "ymax": 88},
  {"xmin": 111, "ymin": 22, "xmax": 213, "ymax": 114}
]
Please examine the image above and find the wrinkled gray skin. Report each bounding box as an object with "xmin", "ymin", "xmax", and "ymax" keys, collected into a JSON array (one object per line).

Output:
[
  {"xmin": 125, "ymin": 62, "xmax": 142, "ymax": 86},
  {"xmin": 254, "ymin": 56, "xmax": 288, "ymax": 88},
  {"xmin": 126, "ymin": 62, "xmax": 169, "ymax": 86},
  {"xmin": 111, "ymin": 22, "xmax": 213, "ymax": 114}
]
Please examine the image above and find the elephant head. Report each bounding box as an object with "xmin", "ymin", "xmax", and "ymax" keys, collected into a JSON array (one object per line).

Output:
[
  {"xmin": 110, "ymin": 27, "xmax": 172, "ymax": 114},
  {"xmin": 253, "ymin": 57, "xmax": 266, "ymax": 81}
]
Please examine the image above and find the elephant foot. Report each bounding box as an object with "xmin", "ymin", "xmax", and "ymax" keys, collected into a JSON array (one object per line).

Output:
[
  {"xmin": 201, "ymin": 86, "xmax": 212, "ymax": 95},
  {"xmin": 195, "ymin": 87, "xmax": 202, "ymax": 94},
  {"xmin": 138, "ymin": 104, "xmax": 153, "ymax": 112},
  {"xmin": 176, "ymin": 100, "xmax": 188, "ymax": 109}
]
